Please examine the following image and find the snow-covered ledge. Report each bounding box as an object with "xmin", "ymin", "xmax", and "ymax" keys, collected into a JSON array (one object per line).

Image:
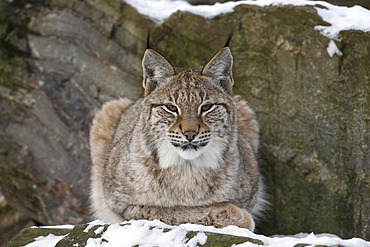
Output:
[{"xmin": 7, "ymin": 220, "xmax": 369, "ymax": 247}]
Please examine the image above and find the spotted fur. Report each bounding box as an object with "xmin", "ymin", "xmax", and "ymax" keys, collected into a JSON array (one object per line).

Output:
[{"xmin": 90, "ymin": 44, "xmax": 266, "ymax": 231}]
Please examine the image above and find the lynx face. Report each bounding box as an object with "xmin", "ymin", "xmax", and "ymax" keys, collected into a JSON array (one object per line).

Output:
[
  {"xmin": 147, "ymin": 76, "xmax": 235, "ymax": 168},
  {"xmin": 141, "ymin": 47, "xmax": 235, "ymax": 169}
]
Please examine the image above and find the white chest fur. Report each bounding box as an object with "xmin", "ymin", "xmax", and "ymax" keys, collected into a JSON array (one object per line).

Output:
[{"xmin": 157, "ymin": 138, "xmax": 227, "ymax": 169}]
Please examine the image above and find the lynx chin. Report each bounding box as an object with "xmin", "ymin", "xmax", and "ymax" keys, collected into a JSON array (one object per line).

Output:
[{"xmin": 90, "ymin": 32, "xmax": 266, "ymax": 231}]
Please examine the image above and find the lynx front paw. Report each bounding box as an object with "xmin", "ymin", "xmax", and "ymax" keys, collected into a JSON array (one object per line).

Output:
[{"xmin": 210, "ymin": 203, "xmax": 255, "ymax": 231}]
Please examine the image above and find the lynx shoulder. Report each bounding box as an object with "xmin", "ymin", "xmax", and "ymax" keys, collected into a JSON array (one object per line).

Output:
[{"xmin": 90, "ymin": 34, "xmax": 266, "ymax": 231}]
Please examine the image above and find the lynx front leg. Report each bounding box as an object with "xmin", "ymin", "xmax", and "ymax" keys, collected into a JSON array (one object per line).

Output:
[{"xmin": 122, "ymin": 203, "xmax": 255, "ymax": 231}]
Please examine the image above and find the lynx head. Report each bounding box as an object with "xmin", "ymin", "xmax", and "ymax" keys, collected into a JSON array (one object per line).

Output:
[{"xmin": 141, "ymin": 33, "xmax": 237, "ymax": 169}]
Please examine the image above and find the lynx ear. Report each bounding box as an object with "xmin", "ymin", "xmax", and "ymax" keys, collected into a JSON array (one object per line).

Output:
[
  {"xmin": 202, "ymin": 47, "xmax": 234, "ymax": 94},
  {"xmin": 142, "ymin": 49, "xmax": 174, "ymax": 95}
]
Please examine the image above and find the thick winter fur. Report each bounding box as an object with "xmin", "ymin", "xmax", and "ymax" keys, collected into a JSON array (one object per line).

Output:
[{"xmin": 90, "ymin": 44, "xmax": 266, "ymax": 231}]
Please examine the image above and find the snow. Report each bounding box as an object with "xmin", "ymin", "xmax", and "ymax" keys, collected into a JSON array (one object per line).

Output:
[
  {"xmin": 27, "ymin": 220, "xmax": 370, "ymax": 247},
  {"xmin": 86, "ymin": 220, "xmax": 191, "ymax": 247},
  {"xmin": 24, "ymin": 234, "xmax": 67, "ymax": 247},
  {"xmin": 85, "ymin": 220, "xmax": 370, "ymax": 247},
  {"xmin": 122, "ymin": 0, "xmax": 370, "ymax": 57},
  {"xmin": 83, "ymin": 220, "xmax": 105, "ymax": 233},
  {"xmin": 314, "ymin": 4, "xmax": 370, "ymax": 40},
  {"xmin": 185, "ymin": 231, "xmax": 208, "ymax": 246},
  {"xmin": 326, "ymin": 39, "xmax": 342, "ymax": 57},
  {"xmin": 94, "ymin": 226, "xmax": 105, "ymax": 235}
]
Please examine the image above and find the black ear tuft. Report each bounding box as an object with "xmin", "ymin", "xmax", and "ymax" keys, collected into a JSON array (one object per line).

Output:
[
  {"xmin": 224, "ymin": 29, "xmax": 235, "ymax": 47},
  {"xmin": 146, "ymin": 32, "xmax": 151, "ymax": 49}
]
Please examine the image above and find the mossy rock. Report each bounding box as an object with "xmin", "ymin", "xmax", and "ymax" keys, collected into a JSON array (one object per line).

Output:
[{"xmin": 6, "ymin": 223, "xmax": 264, "ymax": 247}]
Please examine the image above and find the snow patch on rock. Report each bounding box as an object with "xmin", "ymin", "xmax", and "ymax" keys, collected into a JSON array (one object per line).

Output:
[
  {"xmin": 326, "ymin": 39, "xmax": 343, "ymax": 57},
  {"xmin": 24, "ymin": 234, "xmax": 68, "ymax": 247}
]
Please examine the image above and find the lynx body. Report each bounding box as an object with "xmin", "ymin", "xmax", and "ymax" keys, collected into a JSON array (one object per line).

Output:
[{"xmin": 90, "ymin": 38, "xmax": 265, "ymax": 231}]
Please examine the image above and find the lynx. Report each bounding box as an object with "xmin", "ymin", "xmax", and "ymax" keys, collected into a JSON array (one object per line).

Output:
[{"xmin": 90, "ymin": 33, "xmax": 265, "ymax": 231}]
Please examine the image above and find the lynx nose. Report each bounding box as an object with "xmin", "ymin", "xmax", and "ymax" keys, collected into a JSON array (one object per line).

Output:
[{"xmin": 184, "ymin": 130, "xmax": 197, "ymax": 142}]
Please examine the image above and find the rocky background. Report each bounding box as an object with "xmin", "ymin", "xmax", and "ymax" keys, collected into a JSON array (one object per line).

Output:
[{"xmin": 0, "ymin": 0, "xmax": 369, "ymax": 244}]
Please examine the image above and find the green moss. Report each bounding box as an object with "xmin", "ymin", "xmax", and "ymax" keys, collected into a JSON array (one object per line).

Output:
[
  {"xmin": 0, "ymin": 0, "xmax": 50, "ymax": 54},
  {"xmin": 0, "ymin": 0, "xmax": 51, "ymax": 92},
  {"xmin": 155, "ymin": 33, "xmax": 208, "ymax": 68},
  {"xmin": 56, "ymin": 224, "xmax": 108, "ymax": 246},
  {"xmin": 0, "ymin": 200, "xmax": 15, "ymax": 219},
  {"xmin": 202, "ymin": 232, "xmax": 263, "ymax": 246},
  {"xmin": 0, "ymin": 139, "xmax": 43, "ymax": 219},
  {"xmin": 7, "ymin": 227, "xmax": 71, "ymax": 247},
  {"xmin": 186, "ymin": 231, "xmax": 264, "ymax": 246},
  {"xmin": 0, "ymin": 1, "xmax": 50, "ymax": 49},
  {"xmin": 0, "ymin": 161, "xmax": 41, "ymax": 214},
  {"xmin": 0, "ymin": 54, "xmax": 22, "ymax": 92}
]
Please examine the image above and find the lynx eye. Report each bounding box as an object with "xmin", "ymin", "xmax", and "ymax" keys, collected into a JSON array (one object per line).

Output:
[
  {"xmin": 201, "ymin": 104, "xmax": 214, "ymax": 112},
  {"xmin": 164, "ymin": 104, "xmax": 178, "ymax": 113}
]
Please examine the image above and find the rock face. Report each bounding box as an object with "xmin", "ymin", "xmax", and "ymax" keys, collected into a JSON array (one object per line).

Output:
[{"xmin": 0, "ymin": 0, "xmax": 368, "ymax": 240}]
